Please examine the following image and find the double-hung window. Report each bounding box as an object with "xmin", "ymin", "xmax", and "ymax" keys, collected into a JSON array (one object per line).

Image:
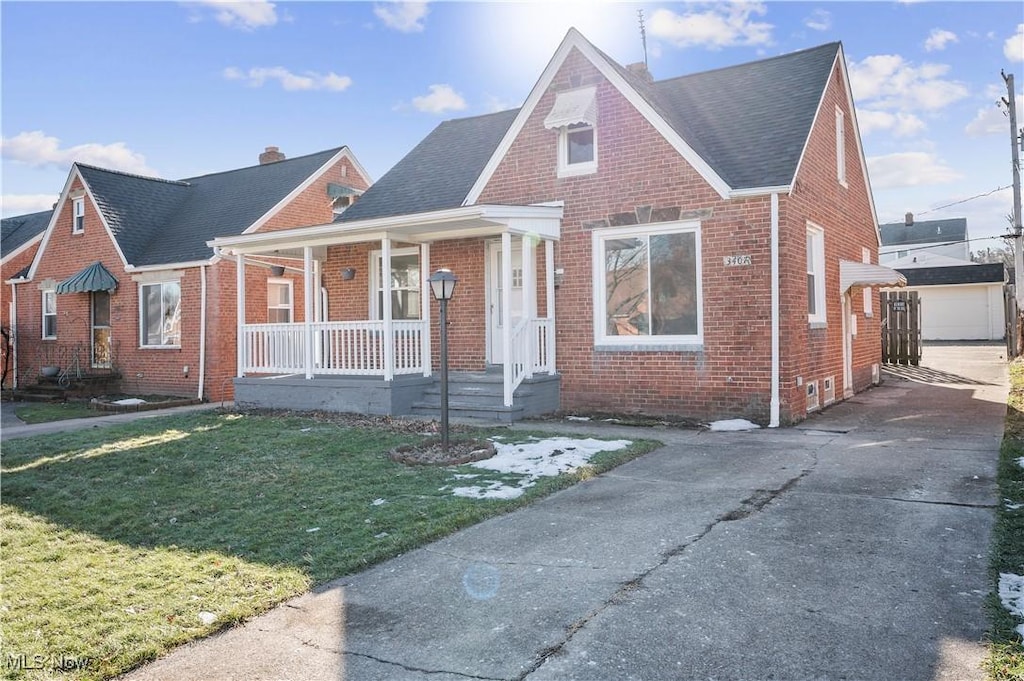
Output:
[
  {"xmin": 371, "ymin": 250, "xmax": 421, "ymax": 320},
  {"xmin": 72, "ymin": 197, "xmax": 85, "ymax": 234},
  {"xmin": 140, "ymin": 281, "xmax": 181, "ymax": 347},
  {"xmin": 593, "ymin": 222, "xmax": 702, "ymax": 346},
  {"xmin": 267, "ymin": 279, "xmax": 293, "ymax": 323},
  {"xmin": 807, "ymin": 224, "xmax": 826, "ymax": 325},
  {"xmin": 42, "ymin": 290, "xmax": 57, "ymax": 338},
  {"xmin": 544, "ymin": 86, "xmax": 598, "ymax": 178}
]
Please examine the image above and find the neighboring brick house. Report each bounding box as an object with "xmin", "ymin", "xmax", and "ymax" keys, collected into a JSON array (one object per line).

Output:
[
  {"xmin": 2, "ymin": 210, "xmax": 51, "ymax": 386},
  {"xmin": 2, "ymin": 146, "xmax": 372, "ymax": 399},
  {"xmin": 211, "ymin": 29, "xmax": 903, "ymax": 425}
]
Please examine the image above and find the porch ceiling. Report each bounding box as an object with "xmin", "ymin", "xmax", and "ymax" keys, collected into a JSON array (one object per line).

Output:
[{"xmin": 208, "ymin": 203, "xmax": 563, "ymax": 257}]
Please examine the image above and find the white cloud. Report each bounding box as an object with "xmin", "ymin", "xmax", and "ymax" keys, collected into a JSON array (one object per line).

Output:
[
  {"xmin": 223, "ymin": 66, "xmax": 352, "ymax": 92},
  {"xmin": 1, "ymin": 194, "xmax": 59, "ymax": 218},
  {"xmin": 184, "ymin": 1, "xmax": 277, "ymax": 31},
  {"xmin": 648, "ymin": 3, "xmax": 772, "ymax": 49},
  {"xmin": 858, "ymin": 110, "xmax": 926, "ymax": 137},
  {"xmin": 924, "ymin": 29, "xmax": 957, "ymax": 52},
  {"xmin": 0, "ymin": 131, "xmax": 157, "ymax": 176},
  {"xmin": 412, "ymin": 84, "xmax": 466, "ymax": 114},
  {"xmin": 849, "ymin": 54, "xmax": 969, "ymax": 112},
  {"xmin": 867, "ymin": 151, "xmax": 962, "ymax": 190},
  {"xmin": 374, "ymin": 2, "xmax": 428, "ymax": 33},
  {"xmin": 804, "ymin": 9, "xmax": 831, "ymax": 32},
  {"xmin": 1006, "ymin": 24, "xmax": 1024, "ymax": 62}
]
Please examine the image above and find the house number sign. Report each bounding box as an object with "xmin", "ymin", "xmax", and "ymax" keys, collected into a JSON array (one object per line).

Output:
[{"xmin": 723, "ymin": 255, "xmax": 752, "ymax": 266}]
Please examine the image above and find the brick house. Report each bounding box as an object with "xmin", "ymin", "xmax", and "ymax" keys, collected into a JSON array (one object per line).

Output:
[
  {"xmin": 1, "ymin": 210, "xmax": 51, "ymax": 385},
  {"xmin": 211, "ymin": 29, "xmax": 904, "ymax": 425},
  {"xmin": 2, "ymin": 146, "xmax": 372, "ymax": 399}
]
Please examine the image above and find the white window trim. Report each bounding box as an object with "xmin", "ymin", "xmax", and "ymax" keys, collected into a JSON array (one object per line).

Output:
[
  {"xmin": 72, "ymin": 197, "xmax": 85, "ymax": 234},
  {"xmin": 591, "ymin": 220, "xmax": 703, "ymax": 348},
  {"xmin": 267, "ymin": 277, "xmax": 294, "ymax": 324},
  {"xmin": 861, "ymin": 247, "xmax": 873, "ymax": 317},
  {"xmin": 369, "ymin": 247, "xmax": 422, "ymax": 320},
  {"xmin": 557, "ymin": 124, "xmax": 598, "ymax": 178},
  {"xmin": 42, "ymin": 289, "xmax": 57, "ymax": 339},
  {"xmin": 807, "ymin": 223, "xmax": 827, "ymax": 326},
  {"xmin": 835, "ymin": 106, "xmax": 847, "ymax": 187},
  {"xmin": 138, "ymin": 280, "xmax": 181, "ymax": 348}
]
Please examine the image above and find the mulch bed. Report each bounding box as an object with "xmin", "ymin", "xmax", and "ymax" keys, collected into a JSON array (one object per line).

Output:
[{"xmin": 389, "ymin": 438, "xmax": 496, "ymax": 466}]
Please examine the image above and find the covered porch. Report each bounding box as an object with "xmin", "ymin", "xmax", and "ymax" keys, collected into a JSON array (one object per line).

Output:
[{"xmin": 208, "ymin": 204, "xmax": 563, "ymax": 420}]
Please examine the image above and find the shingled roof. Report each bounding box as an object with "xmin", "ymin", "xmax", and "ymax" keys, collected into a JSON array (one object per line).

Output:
[
  {"xmin": 879, "ymin": 217, "xmax": 968, "ymax": 247},
  {"xmin": 2, "ymin": 209, "xmax": 52, "ymax": 260},
  {"xmin": 897, "ymin": 262, "xmax": 1006, "ymax": 286},
  {"xmin": 14, "ymin": 147, "xmax": 347, "ymax": 268},
  {"xmin": 341, "ymin": 35, "xmax": 840, "ymax": 223}
]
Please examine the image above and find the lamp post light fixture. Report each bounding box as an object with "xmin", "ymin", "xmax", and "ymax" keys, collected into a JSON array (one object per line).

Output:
[{"xmin": 428, "ymin": 268, "xmax": 458, "ymax": 451}]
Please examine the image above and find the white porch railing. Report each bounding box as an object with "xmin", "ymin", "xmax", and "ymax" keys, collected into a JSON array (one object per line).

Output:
[
  {"xmin": 506, "ymin": 316, "xmax": 555, "ymax": 406},
  {"xmin": 242, "ymin": 321, "xmax": 425, "ymax": 376}
]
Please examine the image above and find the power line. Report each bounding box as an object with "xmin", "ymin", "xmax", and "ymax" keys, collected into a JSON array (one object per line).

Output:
[
  {"xmin": 884, "ymin": 185, "xmax": 1011, "ymax": 223},
  {"xmin": 883, "ymin": 233, "xmax": 1014, "ymax": 258}
]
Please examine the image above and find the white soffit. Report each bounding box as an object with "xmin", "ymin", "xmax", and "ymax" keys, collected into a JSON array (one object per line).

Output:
[
  {"xmin": 543, "ymin": 86, "xmax": 597, "ymax": 129},
  {"xmin": 840, "ymin": 260, "xmax": 906, "ymax": 292}
]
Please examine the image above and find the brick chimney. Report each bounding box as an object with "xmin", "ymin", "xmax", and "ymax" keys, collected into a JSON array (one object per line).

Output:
[
  {"xmin": 905, "ymin": 211, "xmax": 914, "ymax": 226},
  {"xmin": 259, "ymin": 146, "xmax": 286, "ymax": 164},
  {"xmin": 626, "ymin": 62, "xmax": 653, "ymax": 83}
]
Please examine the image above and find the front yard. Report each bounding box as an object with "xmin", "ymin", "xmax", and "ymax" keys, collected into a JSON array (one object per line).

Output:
[{"xmin": 0, "ymin": 411, "xmax": 657, "ymax": 680}]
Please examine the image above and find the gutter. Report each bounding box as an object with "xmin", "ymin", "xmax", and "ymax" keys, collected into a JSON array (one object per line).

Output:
[{"xmin": 770, "ymin": 192, "xmax": 780, "ymax": 428}]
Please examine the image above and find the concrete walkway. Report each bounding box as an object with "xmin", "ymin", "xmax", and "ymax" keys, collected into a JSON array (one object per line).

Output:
[
  {"xmin": 0, "ymin": 400, "xmax": 230, "ymax": 441},
  {"xmin": 116, "ymin": 342, "xmax": 1008, "ymax": 681}
]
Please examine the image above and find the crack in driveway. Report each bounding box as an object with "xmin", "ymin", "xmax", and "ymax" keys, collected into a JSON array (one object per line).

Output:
[{"xmin": 515, "ymin": 442, "xmax": 827, "ymax": 680}]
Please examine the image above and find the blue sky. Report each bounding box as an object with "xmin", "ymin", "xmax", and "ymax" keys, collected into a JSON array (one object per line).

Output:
[{"xmin": 2, "ymin": 1, "xmax": 1022, "ymax": 250}]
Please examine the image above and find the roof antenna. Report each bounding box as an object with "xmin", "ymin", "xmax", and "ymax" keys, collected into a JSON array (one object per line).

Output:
[{"xmin": 638, "ymin": 9, "xmax": 648, "ymax": 69}]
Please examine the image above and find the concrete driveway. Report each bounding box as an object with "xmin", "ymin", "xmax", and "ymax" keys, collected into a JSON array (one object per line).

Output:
[{"xmin": 122, "ymin": 343, "xmax": 1008, "ymax": 681}]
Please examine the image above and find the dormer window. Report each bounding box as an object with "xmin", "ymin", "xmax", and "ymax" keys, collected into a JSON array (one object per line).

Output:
[
  {"xmin": 327, "ymin": 183, "xmax": 361, "ymax": 216},
  {"xmin": 72, "ymin": 197, "xmax": 85, "ymax": 234},
  {"xmin": 544, "ymin": 86, "xmax": 598, "ymax": 178}
]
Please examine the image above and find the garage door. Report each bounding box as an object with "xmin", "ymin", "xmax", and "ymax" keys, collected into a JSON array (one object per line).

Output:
[{"xmin": 916, "ymin": 284, "xmax": 1002, "ymax": 341}]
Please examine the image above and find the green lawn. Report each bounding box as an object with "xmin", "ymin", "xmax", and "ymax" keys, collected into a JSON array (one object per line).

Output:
[
  {"xmin": 0, "ymin": 411, "xmax": 658, "ymax": 680},
  {"xmin": 987, "ymin": 359, "xmax": 1024, "ymax": 680},
  {"xmin": 13, "ymin": 402, "xmax": 99, "ymax": 423}
]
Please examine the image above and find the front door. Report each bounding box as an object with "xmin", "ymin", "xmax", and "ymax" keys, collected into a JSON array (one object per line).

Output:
[
  {"xmin": 92, "ymin": 290, "xmax": 112, "ymax": 368},
  {"xmin": 487, "ymin": 241, "xmax": 523, "ymax": 364}
]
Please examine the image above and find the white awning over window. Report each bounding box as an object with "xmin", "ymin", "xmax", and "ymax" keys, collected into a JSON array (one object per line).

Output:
[
  {"xmin": 840, "ymin": 260, "xmax": 906, "ymax": 293},
  {"xmin": 543, "ymin": 86, "xmax": 597, "ymax": 129}
]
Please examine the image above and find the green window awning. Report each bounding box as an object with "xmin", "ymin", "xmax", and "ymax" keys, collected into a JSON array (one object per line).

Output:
[{"xmin": 56, "ymin": 261, "xmax": 118, "ymax": 294}]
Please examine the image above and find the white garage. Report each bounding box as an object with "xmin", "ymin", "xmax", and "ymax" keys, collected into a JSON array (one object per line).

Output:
[{"xmin": 889, "ymin": 263, "xmax": 1007, "ymax": 341}]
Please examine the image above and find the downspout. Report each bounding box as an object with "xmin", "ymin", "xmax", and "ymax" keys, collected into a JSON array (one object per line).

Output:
[
  {"xmin": 770, "ymin": 192, "xmax": 780, "ymax": 428},
  {"xmin": 197, "ymin": 264, "xmax": 207, "ymax": 401},
  {"xmin": 10, "ymin": 281, "xmax": 18, "ymax": 390}
]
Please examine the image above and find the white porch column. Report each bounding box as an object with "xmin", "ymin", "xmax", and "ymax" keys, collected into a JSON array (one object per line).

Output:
[
  {"xmin": 236, "ymin": 252, "xmax": 246, "ymax": 378},
  {"xmin": 420, "ymin": 242, "xmax": 432, "ymax": 377},
  {"xmin": 522, "ymin": 234, "xmax": 536, "ymax": 379},
  {"xmin": 382, "ymin": 237, "xmax": 394, "ymax": 381},
  {"xmin": 501, "ymin": 232, "xmax": 513, "ymax": 406},
  {"xmin": 546, "ymin": 239, "xmax": 556, "ymax": 374},
  {"xmin": 303, "ymin": 246, "xmax": 314, "ymax": 380}
]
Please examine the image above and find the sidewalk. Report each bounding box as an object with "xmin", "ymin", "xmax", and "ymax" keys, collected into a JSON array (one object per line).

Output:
[
  {"xmin": 119, "ymin": 344, "xmax": 1007, "ymax": 680},
  {"xmin": 0, "ymin": 401, "xmax": 231, "ymax": 441}
]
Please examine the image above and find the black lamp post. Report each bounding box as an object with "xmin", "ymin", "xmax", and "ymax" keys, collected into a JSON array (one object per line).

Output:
[{"xmin": 428, "ymin": 268, "xmax": 458, "ymax": 450}]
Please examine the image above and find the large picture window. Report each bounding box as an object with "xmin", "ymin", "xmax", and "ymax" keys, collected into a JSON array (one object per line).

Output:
[
  {"xmin": 140, "ymin": 281, "xmax": 181, "ymax": 347},
  {"xmin": 371, "ymin": 250, "xmax": 421, "ymax": 320},
  {"xmin": 42, "ymin": 289, "xmax": 57, "ymax": 339},
  {"xmin": 594, "ymin": 223, "xmax": 701, "ymax": 345}
]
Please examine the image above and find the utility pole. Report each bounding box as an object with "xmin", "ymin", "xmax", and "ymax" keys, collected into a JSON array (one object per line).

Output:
[{"xmin": 1002, "ymin": 71, "xmax": 1023, "ymax": 353}]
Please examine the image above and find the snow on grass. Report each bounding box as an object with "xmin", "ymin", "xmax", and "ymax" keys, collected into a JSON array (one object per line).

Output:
[
  {"xmin": 709, "ymin": 419, "xmax": 760, "ymax": 432},
  {"xmin": 451, "ymin": 437, "xmax": 631, "ymax": 500},
  {"xmin": 998, "ymin": 573, "xmax": 1024, "ymax": 637},
  {"xmin": 1016, "ymin": 457, "xmax": 1024, "ymax": 469}
]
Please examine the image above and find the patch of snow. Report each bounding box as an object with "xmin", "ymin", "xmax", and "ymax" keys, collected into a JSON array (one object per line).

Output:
[
  {"xmin": 198, "ymin": 611, "xmax": 217, "ymax": 625},
  {"xmin": 1016, "ymin": 457, "xmax": 1024, "ymax": 469},
  {"xmin": 306, "ymin": 527, "xmax": 320, "ymax": 533},
  {"xmin": 113, "ymin": 398, "xmax": 147, "ymax": 406},
  {"xmin": 374, "ymin": 532, "xmax": 389, "ymax": 539},
  {"xmin": 1005, "ymin": 499, "xmax": 1024, "ymax": 511},
  {"xmin": 451, "ymin": 437, "xmax": 631, "ymax": 500},
  {"xmin": 998, "ymin": 573, "xmax": 1024, "ymax": 619},
  {"xmin": 709, "ymin": 419, "xmax": 760, "ymax": 432},
  {"xmin": 565, "ymin": 415, "xmax": 591, "ymax": 422},
  {"xmin": 371, "ymin": 498, "xmax": 386, "ymax": 506}
]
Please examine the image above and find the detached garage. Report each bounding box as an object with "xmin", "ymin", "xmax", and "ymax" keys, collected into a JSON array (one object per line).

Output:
[{"xmin": 891, "ymin": 263, "xmax": 1007, "ymax": 341}]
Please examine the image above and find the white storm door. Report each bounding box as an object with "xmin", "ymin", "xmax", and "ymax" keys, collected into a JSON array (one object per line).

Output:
[{"xmin": 487, "ymin": 240, "xmax": 524, "ymax": 364}]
